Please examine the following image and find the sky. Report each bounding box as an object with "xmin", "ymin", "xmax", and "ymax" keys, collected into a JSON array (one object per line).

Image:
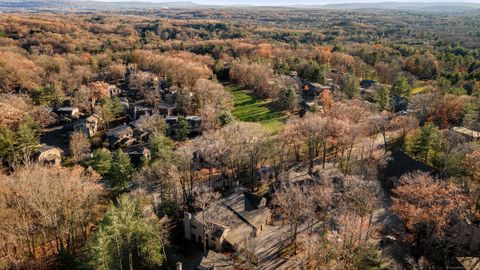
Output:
[{"xmin": 90, "ymin": 0, "xmax": 480, "ymax": 4}]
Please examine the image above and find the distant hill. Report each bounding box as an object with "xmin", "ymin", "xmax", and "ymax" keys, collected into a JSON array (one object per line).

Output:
[
  {"xmin": 0, "ymin": 0, "xmax": 202, "ymax": 11},
  {"xmin": 317, "ymin": 2, "xmax": 480, "ymax": 13},
  {"xmin": 0, "ymin": 0, "xmax": 479, "ymax": 13}
]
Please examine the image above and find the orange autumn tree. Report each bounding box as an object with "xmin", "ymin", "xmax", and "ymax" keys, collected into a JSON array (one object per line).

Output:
[
  {"xmin": 392, "ymin": 172, "xmax": 471, "ymax": 240},
  {"xmin": 315, "ymin": 46, "xmax": 332, "ymax": 64},
  {"xmin": 429, "ymin": 94, "xmax": 472, "ymax": 129},
  {"xmin": 320, "ymin": 89, "xmax": 333, "ymax": 113},
  {"xmin": 255, "ymin": 43, "xmax": 273, "ymax": 59}
]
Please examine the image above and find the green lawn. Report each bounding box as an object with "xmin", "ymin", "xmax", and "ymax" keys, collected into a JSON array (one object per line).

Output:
[
  {"xmin": 411, "ymin": 86, "xmax": 427, "ymax": 95},
  {"xmin": 226, "ymin": 85, "xmax": 286, "ymax": 133}
]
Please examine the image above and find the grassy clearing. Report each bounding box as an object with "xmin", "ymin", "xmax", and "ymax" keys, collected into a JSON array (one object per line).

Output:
[
  {"xmin": 411, "ymin": 80, "xmax": 432, "ymax": 95},
  {"xmin": 226, "ymin": 85, "xmax": 286, "ymax": 133},
  {"xmin": 411, "ymin": 86, "xmax": 427, "ymax": 95}
]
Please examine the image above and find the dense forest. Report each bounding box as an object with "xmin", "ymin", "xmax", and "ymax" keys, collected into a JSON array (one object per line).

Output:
[{"xmin": 0, "ymin": 6, "xmax": 479, "ymax": 270}]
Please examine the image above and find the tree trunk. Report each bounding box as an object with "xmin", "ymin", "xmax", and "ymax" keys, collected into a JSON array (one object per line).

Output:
[
  {"xmin": 127, "ymin": 234, "xmax": 133, "ymax": 270},
  {"xmin": 294, "ymin": 145, "xmax": 300, "ymax": 162},
  {"xmin": 382, "ymin": 131, "xmax": 388, "ymax": 153},
  {"xmin": 365, "ymin": 210, "xmax": 374, "ymax": 243},
  {"xmin": 308, "ymin": 142, "xmax": 314, "ymax": 174},
  {"xmin": 114, "ymin": 232, "xmax": 123, "ymax": 270},
  {"xmin": 293, "ymin": 222, "xmax": 298, "ymax": 255},
  {"xmin": 358, "ymin": 216, "xmax": 364, "ymax": 245},
  {"xmin": 346, "ymin": 143, "xmax": 354, "ymax": 172},
  {"xmin": 333, "ymin": 147, "xmax": 338, "ymax": 167},
  {"xmin": 322, "ymin": 142, "xmax": 327, "ymax": 169},
  {"xmin": 202, "ymin": 213, "xmax": 207, "ymax": 255},
  {"xmin": 342, "ymin": 216, "xmax": 349, "ymax": 248},
  {"xmin": 348, "ymin": 216, "xmax": 356, "ymax": 248}
]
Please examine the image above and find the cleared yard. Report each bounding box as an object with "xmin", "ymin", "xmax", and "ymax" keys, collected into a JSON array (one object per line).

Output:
[{"xmin": 226, "ymin": 85, "xmax": 286, "ymax": 133}]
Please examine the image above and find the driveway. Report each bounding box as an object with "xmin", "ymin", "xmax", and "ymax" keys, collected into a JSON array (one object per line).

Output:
[{"xmin": 254, "ymin": 224, "xmax": 290, "ymax": 269}]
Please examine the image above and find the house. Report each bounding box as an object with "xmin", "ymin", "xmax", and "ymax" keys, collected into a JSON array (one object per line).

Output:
[
  {"xmin": 36, "ymin": 145, "xmax": 63, "ymax": 165},
  {"xmin": 159, "ymin": 79, "xmax": 171, "ymax": 90},
  {"xmin": 125, "ymin": 144, "xmax": 151, "ymax": 166},
  {"xmin": 390, "ymin": 96, "xmax": 408, "ymax": 113},
  {"xmin": 133, "ymin": 129, "xmax": 149, "ymax": 141},
  {"xmin": 130, "ymin": 115, "xmax": 170, "ymax": 141},
  {"xmin": 130, "ymin": 105, "xmax": 153, "ymax": 120},
  {"xmin": 197, "ymin": 251, "xmax": 234, "ymax": 270},
  {"xmin": 186, "ymin": 116, "xmax": 203, "ymax": 134},
  {"xmin": 55, "ymin": 107, "xmax": 81, "ymax": 123},
  {"xmin": 106, "ymin": 124, "xmax": 134, "ymax": 148},
  {"xmin": 455, "ymin": 257, "xmax": 480, "ymax": 270},
  {"xmin": 73, "ymin": 114, "xmax": 101, "ymax": 137},
  {"xmin": 302, "ymin": 82, "xmax": 323, "ymax": 97},
  {"xmin": 165, "ymin": 115, "xmax": 179, "ymax": 128},
  {"xmin": 159, "ymin": 104, "xmax": 177, "ymax": 116},
  {"xmin": 119, "ymin": 97, "xmax": 129, "ymax": 110},
  {"xmin": 360, "ymin": 79, "xmax": 376, "ymax": 89},
  {"xmin": 166, "ymin": 116, "xmax": 203, "ymax": 135},
  {"xmin": 184, "ymin": 187, "xmax": 271, "ymax": 252},
  {"xmin": 451, "ymin": 220, "xmax": 480, "ymax": 269},
  {"xmin": 451, "ymin": 127, "xmax": 480, "ymax": 141},
  {"xmin": 129, "ymin": 120, "xmax": 150, "ymax": 141},
  {"xmin": 108, "ymin": 84, "xmax": 122, "ymax": 96}
]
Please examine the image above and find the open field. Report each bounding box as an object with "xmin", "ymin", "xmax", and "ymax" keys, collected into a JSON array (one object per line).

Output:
[{"xmin": 226, "ymin": 85, "xmax": 287, "ymax": 133}]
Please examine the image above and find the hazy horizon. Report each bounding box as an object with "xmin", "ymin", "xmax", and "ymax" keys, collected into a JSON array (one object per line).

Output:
[{"xmin": 80, "ymin": 0, "xmax": 480, "ymax": 5}]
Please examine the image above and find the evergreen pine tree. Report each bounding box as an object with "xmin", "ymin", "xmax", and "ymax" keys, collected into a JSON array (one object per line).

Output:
[
  {"xmin": 411, "ymin": 123, "xmax": 439, "ymax": 164},
  {"xmin": 148, "ymin": 131, "xmax": 174, "ymax": 162},
  {"xmin": 16, "ymin": 117, "xmax": 40, "ymax": 163},
  {"xmin": 86, "ymin": 194, "xmax": 166, "ymax": 270},
  {"xmin": 90, "ymin": 148, "xmax": 113, "ymax": 176},
  {"xmin": 219, "ymin": 111, "xmax": 234, "ymax": 127},
  {"xmin": 391, "ymin": 76, "xmax": 411, "ymax": 97},
  {"xmin": 0, "ymin": 127, "xmax": 16, "ymax": 167},
  {"xmin": 108, "ymin": 149, "xmax": 133, "ymax": 191},
  {"xmin": 375, "ymin": 86, "xmax": 390, "ymax": 111},
  {"xmin": 110, "ymin": 96, "xmax": 125, "ymax": 118},
  {"xmin": 342, "ymin": 74, "xmax": 360, "ymax": 99},
  {"xmin": 97, "ymin": 98, "xmax": 114, "ymax": 128},
  {"xmin": 176, "ymin": 116, "xmax": 190, "ymax": 141},
  {"xmin": 278, "ymin": 87, "xmax": 299, "ymax": 112}
]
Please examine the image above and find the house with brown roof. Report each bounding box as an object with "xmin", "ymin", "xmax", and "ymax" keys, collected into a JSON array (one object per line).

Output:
[
  {"xmin": 108, "ymin": 84, "xmax": 122, "ymax": 96},
  {"xmin": 73, "ymin": 114, "xmax": 101, "ymax": 138},
  {"xmin": 55, "ymin": 106, "xmax": 81, "ymax": 123},
  {"xmin": 451, "ymin": 127, "xmax": 480, "ymax": 141},
  {"xmin": 36, "ymin": 144, "xmax": 63, "ymax": 165},
  {"xmin": 106, "ymin": 124, "xmax": 134, "ymax": 148},
  {"xmin": 124, "ymin": 144, "xmax": 151, "ymax": 166},
  {"xmin": 183, "ymin": 187, "xmax": 271, "ymax": 252}
]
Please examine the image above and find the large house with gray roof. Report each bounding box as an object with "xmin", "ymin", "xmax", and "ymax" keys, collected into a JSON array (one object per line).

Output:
[{"xmin": 183, "ymin": 187, "xmax": 271, "ymax": 252}]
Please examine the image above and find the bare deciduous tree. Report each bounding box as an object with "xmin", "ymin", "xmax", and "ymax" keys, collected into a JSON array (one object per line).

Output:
[
  {"xmin": 0, "ymin": 164, "xmax": 103, "ymax": 268},
  {"xmin": 193, "ymin": 185, "xmax": 221, "ymax": 254},
  {"xmin": 273, "ymin": 183, "xmax": 308, "ymax": 254},
  {"xmin": 70, "ymin": 131, "xmax": 91, "ymax": 162}
]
